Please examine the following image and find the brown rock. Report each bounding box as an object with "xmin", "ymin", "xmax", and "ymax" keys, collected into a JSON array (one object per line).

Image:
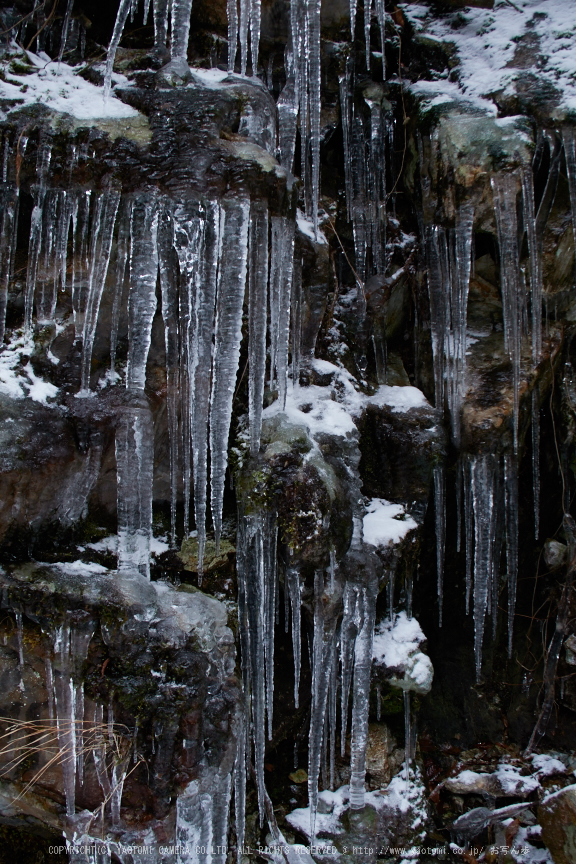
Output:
[{"xmin": 538, "ymin": 785, "xmax": 576, "ymax": 864}]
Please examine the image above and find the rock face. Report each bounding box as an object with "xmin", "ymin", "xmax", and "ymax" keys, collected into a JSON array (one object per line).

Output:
[
  {"xmin": 539, "ymin": 786, "xmax": 576, "ymax": 864},
  {"xmin": 0, "ymin": 0, "xmax": 575, "ymax": 861},
  {"xmin": 0, "ymin": 563, "xmax": 238, "ymax": 860}
]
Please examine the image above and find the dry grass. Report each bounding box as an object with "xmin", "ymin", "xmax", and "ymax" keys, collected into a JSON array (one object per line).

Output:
[{"xmin": 0, "ymin": 716, "xmax": 135, "ymax": 807}]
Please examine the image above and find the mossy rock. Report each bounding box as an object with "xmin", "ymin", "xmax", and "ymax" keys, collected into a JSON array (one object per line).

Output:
[{"xmin": 178, "ymin": 536, "xmax": 235, "ymax": 573}]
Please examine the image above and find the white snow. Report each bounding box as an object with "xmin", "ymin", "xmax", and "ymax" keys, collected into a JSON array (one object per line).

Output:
[
  {"xmin": 401, "ymin": 0, "xmax": 576, "ymax": 119},
  {"xmin": 0, "ymin": 48, "xmax": 139, "ymax": 120},
  {"xmin": 510, "ymin": 826, "xmax": 554, "ymax": 864},
  {"xmin": 296, "ymin": 209, "xmax": 328, "ymax": 245},
  {"xmin": 86, "ymin": 533, "xmax": 168, "ymax": 556},
  {"xmin": 531, "ymin": 753, "xmax": 567, "ymax": 777},
  {"xmin": 86, "ymin": 535, "xmax": 118, "ymax": 553},
  {"xmin": 494, "ymin": 761, "xmax": 540, "ymax": 795},
  {"xmin": 0, "ymin": 334, "xmax": 59, "ymax": 403},
  {"xmin": 287, "ymin": 772, "xmax": 428, "ymax": 847},
  {"xmin": 54, "ymin": 560, "xmax": 109, "ymax": 575},
  {"xmin": 264, "ymin": 383, "xmax": 357, "ymax": 438},
  {"xmin": 363, "ymin": 499, "xmax": 417, "ymax": 547},
  {"xmin": 372, "ymin": 611, "xmax": 433, "ymax": 693},
  {"xmin": 367, "ymin": 384, "xmax": 429, "ymax": 414}
]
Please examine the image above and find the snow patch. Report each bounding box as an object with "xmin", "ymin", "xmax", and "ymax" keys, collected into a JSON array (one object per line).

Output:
[
  {"xmin": 363, "ymin": 499, "xmax": 417, "ymax": 547},
  {"xmin": 54, "ymin": 560, "xmax": 109, "ymax": 575},
  {"xmin": 0, "ymin": 48, "xmax": 139, "ymax": 120},
  {"xmin": 0, "ymin": 334, "xmax": 59, "ymax": 403}
]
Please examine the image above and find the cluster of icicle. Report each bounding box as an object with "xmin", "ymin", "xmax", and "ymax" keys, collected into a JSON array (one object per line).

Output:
[
  {"xmin": 422, "ymin": 129, "xmax": 576, "ymax": 678},
  {"xmin": 339, "ymin": 54, "xmax": 390, "ymax": 283},
  {"xmin": 236, "ymin": 517, "xmax": 383, "ymax": 847},
  {"xmin": 16, "ymin": 616, "xmax": 129, "ymax": 828},
  {"xmin": 0, "ymin": 134, "xmax": 300, "ymax": 580},
  {"xmin": 104, "ymin": 0, "xmax": 323, "ymax": 235}
]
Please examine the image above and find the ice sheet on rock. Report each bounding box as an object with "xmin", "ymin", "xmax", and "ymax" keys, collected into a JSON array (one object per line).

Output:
[
  {"xmin": 210, "ymin": 199, "xmax": 249, "ymax": 550},
  {"xmin": 363, "ymin": 499, "xmax": 417, "ymax": 547}
]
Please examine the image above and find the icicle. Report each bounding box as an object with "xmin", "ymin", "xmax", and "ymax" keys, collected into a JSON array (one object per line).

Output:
[
  {"xmin": 127, "ymin": 193, "xmax": 159, "ymax": 391},
  {"xmin": 348, "ymin": 580, "xmax": 377, "ymax": 810},
  {"xmin": 446, "ymin": 203, "xmax": 474, "ymax": 446},
  {"xmin": 286, "ymin": 567, "xmax": 302, "ymax": 708},
  {"xmin": 403, "ymin": 690, "xmax": 411, "ymax": 782},
  {"xmin": 171, "ymin": 0, "xmax": 193, "ymax": 62},
  {"xmin": 58, "ymin": 0, "xmax": 74, "ymax": 63},
  {"xmin": 236, "ymin": 511, "xmax": 267, "ymax": 823},
  {"xmin": 492, "ymin": 173, "xmax": 524, "ymax": 454},
  {"xmin": 376, "ymin": 683, "xmax": 381, "ymax": 722},
  {"xmin": 157, "ymin": 202, "xmax": 179, "ymax": 547},
  {"xmin": 464, "ymin": 458, "xmax": 473, "ymax": 615},
  {"xmin": 425, "ymin": 226, "xmax": 447, "ymax": 413},
  {"xmin": 434, "ymin": 464, "xmax": 445, "ymax": 627},
  {"xmin": 227, "ymin": 0, "xmax": 238, "ymax": 72},
  {"xmin": 110, "ymin": 198, "xmax": 132, "ymax": 377},
  {"xmin": 248, "ymin": 202, "xmax": 269, "ymax": 456},
  {"xmin": 116, "ymin": 404, "xmax": 154, "ymax": 578},
  {"xmin": 263, "ymin": 512, "xmax": 278, "ymax": 741},
  {"xmin": 564, "ymin": 127, "xmax": 576, "ymax": 266},
  {"xmin": 308, "ymin": 0, "xmax": 321, "ymax": 234},
  {"xmin": 173, "ymin": 199, "xmax": 205, "ymax": 536},
  {"xmin": 277, "ymin": 77, "xmax": 299, "ymax": 172},
  {"xmin": 239, "ymin": 0, "xmax": 249, "ymax": 75},
  {"xmin": 532, "ymin": 389, "xmax": 540, "ymax": 539},
  {"xmin": 328, "ymin": 649, "xmax": 337, "ymax": 791},
  {"xmin": 192, "ymin": 200, "xmax": 219, "ymax": 576},
  {"xmin": 80, "ymin": 189, "xmax": 121, "ymax": 392},
  {"xmin": 339, "ymin": 56, "xmax": 354, "ymax": 224},
  {"xmin": 25, "ymin": 142, "xmax": 52, "ymax": 333},
  {"xmin": 52, "ymin": 620, "xmax": 95, "ymax": 818},
  {"xmin": 250, "ymin": 0, "xmax": 261, "ymax": 73},
  {"xmin": 504, "ymin": 455, "xmax": 518, "ymax": 658},
  {"xmin": 268, "ymin": 217, "xmax": 295, "ymax": 408},
  {"xmin": 364, "ymin": 0, "xmax": 372, "ymax": 69},
  {"xmin": 234, "ymin": 707, "xmax": 247, "ymax": 864},
  {"xmin": 308, "ymin": 569, "xmax": 337, "ymax": 838},
  {"xmin": 291, "ymin": 248, "xmax": 302, "ymax": 388},
  {"xmin": 0, "ymin": 188, "xmax": 18, "ymax": 344},
  {"xmin": 153, "ymin": 0, "xmax": 170, "ymax": 52},
  {"xmin": 210, "ymin": 198, "xmax": 249, "ymax": 551},
  {"xmin": 349, "ymin": 0, "xmax": 357, "ymax": 38},
  {"xmin": 456, "ymin": 460, "xmax": 463, "ymax": 554},
  {"xmin": 521, "ymin": 167, "xmax": 542, "ymax": 366},
  {"xmin": 104, "ymin": 0, "xmax": 132, "ymax": 98},
  {"xmin": 470, "ymin": 455, "xmax": 497, "ymax": 681},
  {"xmin": 290, "ymin": 0, "xmax": 321, "ymax": 231}
]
